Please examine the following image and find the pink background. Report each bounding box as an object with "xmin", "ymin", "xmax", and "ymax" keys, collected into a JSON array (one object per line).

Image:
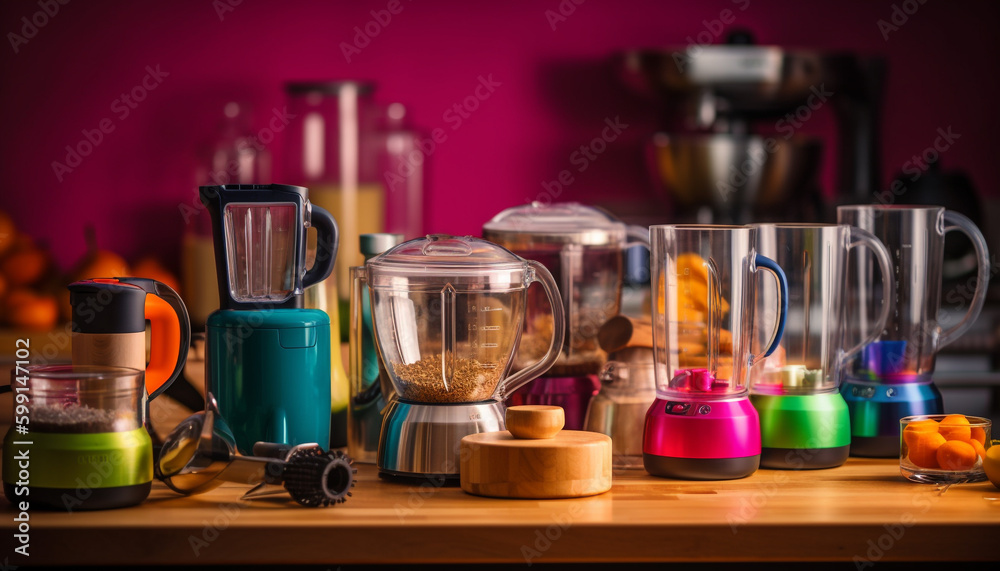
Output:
[{"xmin": 1, "ymin": 0, "xmax": 997, "ymax": 273}]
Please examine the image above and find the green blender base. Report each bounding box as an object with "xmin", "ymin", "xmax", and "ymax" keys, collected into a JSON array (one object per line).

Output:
[
  {"xmin": 751, "ymin": 393, "xmax": 851, "ymax": 470},
  {"xmin": 3, "ymin": 482, "xmax": 151, "ymax": 511},
  {"xmin": 2, "ymin": 429, "xmax": 152, "ymax": 510}
]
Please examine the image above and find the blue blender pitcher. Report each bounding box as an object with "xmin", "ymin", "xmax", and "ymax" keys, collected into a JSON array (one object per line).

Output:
[{"xmin": 200, "ymin": 184, "xmax": 338, "ymax": 454}]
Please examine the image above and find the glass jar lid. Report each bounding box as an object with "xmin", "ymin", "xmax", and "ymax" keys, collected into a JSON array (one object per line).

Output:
[
  {"xmin": 482, "ymin": 202, "xmax": 628, "ymax": 246},
  {"xmin": 367, "ymin": 235, "xmax": 529, "ymax": 287}
]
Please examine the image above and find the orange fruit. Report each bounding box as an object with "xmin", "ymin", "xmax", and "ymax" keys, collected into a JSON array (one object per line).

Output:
[
  {"xmin": 76, "ymin": 249, "xmax": 130, "ymax": 281},
  {"xmin": 0, "ymin": 210, "xmax": 15, "ymax": 257},
  {"xmin": 0, "ymin": 235, "xmax": 49, "ymax": 287},
  {"xmin": 938, "ymin": 414, "xmax": 972, "ymax": 442},
  {"xmin": 970, "ymin": 439, "xmax": 987, "ymax": 462},
  {"xmin": 970, "ymin": 426, "xmax": 987, "ymax": 446},
  {"xmin": 3, "ymin": 288, "xmax": 59, "ymax": 330},
  {"xmin": 903, "ymin": 419, "xmax": 939, "ymax": 448},
  {"xmin": 132, "ymin": 256, "xmax": 181, "ymax": 293},
  {"xmin": 907, "ymin": 432, "xmax": 947, "ymax": 469},
  {"xmin": 936, "ymin": 440, "xmax": 978, "ymax": 471}
]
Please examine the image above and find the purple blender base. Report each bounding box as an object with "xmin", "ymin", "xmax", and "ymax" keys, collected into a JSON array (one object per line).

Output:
[{"xmin": 505, "ymin": 375, "xmax": 600, "ymax": 430}]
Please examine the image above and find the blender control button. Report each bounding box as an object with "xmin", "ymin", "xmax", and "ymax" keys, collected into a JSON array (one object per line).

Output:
[
  {"xmin": 698, "ymin": 405, "xmax": 711, "ymax": 415},
  {"xmin": 886, "ymin": 387, "xmax": 897, "ymax": 398},
  {"xmin": 665, "ymin": 402, "xmax": 691, "ymax": 415}
]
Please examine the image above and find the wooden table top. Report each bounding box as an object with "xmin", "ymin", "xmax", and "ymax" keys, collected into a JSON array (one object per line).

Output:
[{"xmin": 3, "ymin": 457, "xmax": 998, "ymax": 566}]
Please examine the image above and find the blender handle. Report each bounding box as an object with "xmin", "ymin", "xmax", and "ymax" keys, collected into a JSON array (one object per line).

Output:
[
  {"xmin": 842, "ymin": 227, "xmax": 894, "ymax": 361},
  {"xmin": 499, "ymin": 261, "xmax": 566, "ymax": 399},
  {"xmin": 750, "ymin": 254, "xmax": 788, "ymax": 364},
  {"xmin": 937, "ymin": 210, "xmax": 991, "ymax": 349},
  {"xmin": 302, "ymin": 204, "xmax": 339, "ymax": 290},
  {"xmin": 626, "ymin": 225, "xmax": 651, "ymax": 249},
  {"xmin": 118, "ymin": 277, "xmax": 192, "ymax": 401}
]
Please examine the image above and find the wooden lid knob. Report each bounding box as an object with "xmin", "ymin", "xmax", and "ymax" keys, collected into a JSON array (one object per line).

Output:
[{"xmin": 505, "ymin": 405, "xmax": 564, "ymax": 439}]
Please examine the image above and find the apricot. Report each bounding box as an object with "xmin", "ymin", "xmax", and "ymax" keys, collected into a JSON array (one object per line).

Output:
[
  {"xmin": 903, "ymin": 419, "xmax": 939, "ymax": 448},
  {"xmin": 970, "ymin": 426, "xmax": 987, "ymax": 446},
  {"xmin": 938, "ymin": 414, "xmax": 972, "ymax": 442},
  {"xmin": 936, "ymin": 440, "xmax": 978, "ymax": 471},
  {"xmin": 970, "ymin": 439, "xmax": 987, "ymax": 462},
  {"xmin": 907, "ymin": 431, "xmax": 947, "ymax": 469}
]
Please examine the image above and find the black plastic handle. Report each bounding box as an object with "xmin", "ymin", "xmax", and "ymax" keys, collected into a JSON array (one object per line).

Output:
[
  {"xmin": 118, "ymin": 277, "xmax": 192, "ymax": 401},
  {"xmin": 302, "ymin": 203, "xmax": 339, "ymax": 290}
]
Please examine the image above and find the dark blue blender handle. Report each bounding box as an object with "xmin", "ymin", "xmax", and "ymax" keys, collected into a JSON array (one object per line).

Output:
[
  {"xmin": 302, "ymin": 204, "xmax": 338, "ymax": 289},
  {"xmin": 752, "ymin": 254, "xmax": 788, "ymax": 361}
]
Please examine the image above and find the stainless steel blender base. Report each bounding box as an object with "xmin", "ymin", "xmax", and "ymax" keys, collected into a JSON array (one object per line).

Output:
[{"xmin": 377, "ymin": 399, "xmax": 504, "ymax": 481}]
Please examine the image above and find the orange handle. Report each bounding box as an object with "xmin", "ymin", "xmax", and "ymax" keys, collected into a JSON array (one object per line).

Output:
[
  {"xmin": 117, "ymin": 277, "xmax": 191, "ymax": 400},
  {"xmin": 145, "ymin": 295, "xmax": 182, "ymax": 397}
]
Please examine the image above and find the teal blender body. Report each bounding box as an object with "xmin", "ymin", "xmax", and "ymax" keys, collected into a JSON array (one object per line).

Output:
[
  {"xmin": 200, "ymin": 184, "xmax": 339, "ymax": 454},
  {"xmin": 750, "ymin": 224, "xmax": 893, "ymax": 469}
]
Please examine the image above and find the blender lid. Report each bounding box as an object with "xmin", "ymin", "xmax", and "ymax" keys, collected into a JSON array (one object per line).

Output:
[
  {"xmin": 482, "ymin": 202, "xmax": 627, "ymax": 246},
  {"xmin": 368, "ymin": 234, "xmax": 528, "ymax": 275}
]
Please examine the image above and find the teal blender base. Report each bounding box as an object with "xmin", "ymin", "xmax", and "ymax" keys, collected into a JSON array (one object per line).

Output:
[
  {"xmin": 751, "ymin": 393, "xmax": 851, "ymax": 469},
  {"xmin": 206, "ymin": 309, "xmax": 332, "ymax": 455},
  {"xmin": 841, "ymin": 380, "xmax": 942, "ymax": 458}
]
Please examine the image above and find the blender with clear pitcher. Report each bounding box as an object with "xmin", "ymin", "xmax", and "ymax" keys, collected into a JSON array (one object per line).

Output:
[
  {"xmin": 482, "ymin": 202, "xmax": 649, "ymax": 429},
  {"xmin": 200, "ymin": 184, "xmax": 339, "ymax": 454},
  {"xmin": 837, "ymin": 205, "xmax": 990, "ymax": 457},
  {"xmin": 643, "ymin": 225, "xmax": 788, "ymax": 480},
  {"xmin": 360, "ymin": 235, "xmax": 565, "ymax": 481},
  {"xmin": 750, "ymin": 224, "xmax": 893, "ymax": 469}
]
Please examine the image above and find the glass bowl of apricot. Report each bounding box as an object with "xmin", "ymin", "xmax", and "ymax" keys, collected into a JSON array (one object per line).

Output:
[{"xmin": 900, "ymin": 415, "xmax": 991, "ymax": 484}]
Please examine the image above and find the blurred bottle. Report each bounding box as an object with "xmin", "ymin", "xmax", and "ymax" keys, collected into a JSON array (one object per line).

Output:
[
  {"xmin": 348, "ymin": 232, "xmax": 404, "ymax": 463},
  {"xmin": 284, "ymin": 81, "xmax": 386, "ymax": 342},
  {"xmin": 378, "ymin": 102, "xmax": 426, "ymax": 240},
  {"xmin": 185, "ymin": 101, "xmax": 271, "ymax": 330}
]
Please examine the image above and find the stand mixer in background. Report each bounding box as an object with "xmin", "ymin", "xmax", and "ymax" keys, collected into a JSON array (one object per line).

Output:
[
  {"xmin": 482, "ymin": 203, "xmax": 649, "ymax": 430},
  {"xmin": 618, "ymin": 30, "xmax": 884, "ymax": 224}
]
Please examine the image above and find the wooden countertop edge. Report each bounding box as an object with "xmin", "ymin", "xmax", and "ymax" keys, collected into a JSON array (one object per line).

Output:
[{"xmin": 12, "ymin": 521, "xmax": 1000, "ymax": 565}]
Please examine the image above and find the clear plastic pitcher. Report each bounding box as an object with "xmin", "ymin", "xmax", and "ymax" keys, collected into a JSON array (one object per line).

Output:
[
  {"xmin": 360, "ymin": 235, "xmax": 565, "ymax": 404},
  {"xmin": 837, "ymin": 205, "xmax": 990, "ymax": 384},
  {"xmin": 650, "ymin": 225, "xmax": 788, "ymax": 399},
  {"xmin": 482, "ymin": 202, "xmax": 649, "ymax": 377},
  {"xmin": 750, "ymin": 224, "xmax": 893, "ymax": 394}
]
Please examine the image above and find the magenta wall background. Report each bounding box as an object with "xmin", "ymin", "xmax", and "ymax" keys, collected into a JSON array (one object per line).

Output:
[{"xmin": 1, "ymin": 0, "xmax": 997, "ymax": 273}]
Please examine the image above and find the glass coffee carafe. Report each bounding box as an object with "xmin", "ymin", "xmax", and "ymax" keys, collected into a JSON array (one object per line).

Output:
[{"xmin": 359, "ymin": 235, "xmax": 565, "ymax": 481}]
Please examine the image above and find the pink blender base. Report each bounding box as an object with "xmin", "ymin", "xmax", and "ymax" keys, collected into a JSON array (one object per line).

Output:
[{"xmin": 642, "ymin": 397, "xmax": 761, "ymax": 480}]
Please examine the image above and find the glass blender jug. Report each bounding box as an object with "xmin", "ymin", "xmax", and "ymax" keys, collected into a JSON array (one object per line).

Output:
[
  {"xmin": 837, "ymin": 205, "xmax": 990, "ymax": 457},
  {"xmin": 360, "ymin": 235, "xmax": 565, "ymax": 481},
  {"xmin": 200, "ymin": 184, "xmax": 339, "ymax": 454},
  {"xmin": 481, "ymin": 202, "xmax": 649, "ymax": 429},
  {"xmin": 3, "ymin": 365, "xmax": 152, "ymax": 510},
  {"xmin": 750, "ymin": 224, "xmax": 893, "ymax": 469},
  {"xmin": 643, "ymin": 225, "xmax": 788, "ymax": 480}
]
